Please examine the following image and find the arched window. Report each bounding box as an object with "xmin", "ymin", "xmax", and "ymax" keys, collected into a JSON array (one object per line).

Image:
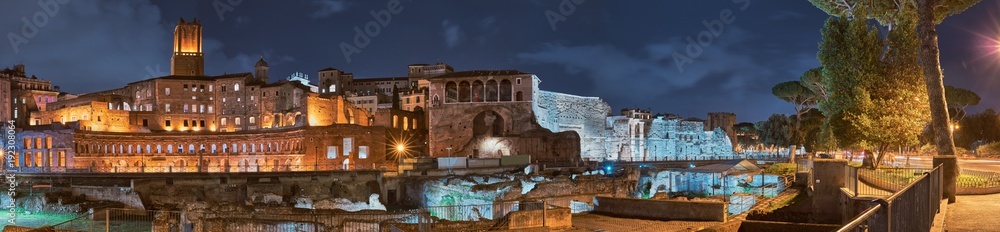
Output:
[
  {"xmin": 485, "ymin": 80, "xmax": 498, "ymax": 102},
  {"xmin": 221, "ymin": 118, "xmax": 227, "ymax": 126},
  {"xmin": 234, "ymin": 83, "xmax": 240, "ymax": 91},
  {"xmin": 445, "ymin": 82, "xmax": 457, "ymax": 103},
  {"xmin": 329, "ymin": 85, "xmax": 335, "ymax": 93},
  {"xmin": 235, "ymin": 117, "xmax": 241, "ymax": 126},
  {"xmin": 500, "ymin": 79, "xmax": 512, "ymax": 101},
  {"xmin": 403, "ymin": 117, "xmax": 409, "ymax": 130},
  {"xmin": 393, "ymin": 115, "xmax": 398, "ymax": 128},
  {"xmin": 458, "ymin": 81, "xmax": 471, "ymax": 102},
  {"xmin": 249, "ymin": 117, "xmax": 255, "ymax": 124},
  {"xmin": 472, "ymin": 80, "xmax": 484, "ymax": 102}
]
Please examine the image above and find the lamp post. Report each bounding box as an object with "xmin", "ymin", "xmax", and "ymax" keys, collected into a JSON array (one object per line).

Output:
[{"xmin": 446, "ymin": 146, "xmax": 453, "ymax": 175}]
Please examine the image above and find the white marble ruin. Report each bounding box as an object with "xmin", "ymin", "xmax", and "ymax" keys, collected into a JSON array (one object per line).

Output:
[{"xmin": 533, "ymin": 90, "xmax": 735, "ymax": 161}]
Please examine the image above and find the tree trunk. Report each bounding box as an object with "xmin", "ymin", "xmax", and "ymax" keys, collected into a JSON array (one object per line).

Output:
[{"xmin": 917, "ymin": 0, "xmax": 958, "ymax": 203}]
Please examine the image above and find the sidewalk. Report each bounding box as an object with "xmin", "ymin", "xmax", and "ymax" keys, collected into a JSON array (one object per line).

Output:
[{"xmin": 946, "ymin": 194, "xmax": 1000, "ymax": 232}]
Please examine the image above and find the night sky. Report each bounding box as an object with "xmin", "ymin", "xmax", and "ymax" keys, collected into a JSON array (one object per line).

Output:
[{"xmin": 2, "ymin": 0, "xmax": 998, "ymax": 122}]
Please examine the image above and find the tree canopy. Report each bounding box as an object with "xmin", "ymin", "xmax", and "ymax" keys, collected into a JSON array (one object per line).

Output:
[
  {"xmin": 817, "ymin": 14, "xmax": 929, "ymax": 168},
  {"xmin": 808, "ymin": 0, "xmax": 979, "ymax": 25},
  {"xmin": 756, "ymin": 114, "xmax": 794, "ymax": 149}
]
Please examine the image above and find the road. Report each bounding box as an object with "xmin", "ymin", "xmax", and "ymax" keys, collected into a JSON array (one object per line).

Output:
[{"xmin": 881, "ymin": 155, "xmax": 1000, "ymax": 172}]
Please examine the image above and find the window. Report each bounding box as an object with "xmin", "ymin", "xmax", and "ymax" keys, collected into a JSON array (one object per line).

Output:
[
  {"xmin": 200, "ymin": 85, "xmax": 205, "ymax": 92},
  {"xmin": 250, "ymin": 96, "xmax": 254, "ymax": 101},
  {"xmin": 221, "ymin": 118, "xmax": 227, "ymax": 126},
  {"xmin": 249, "ymin": 117, "xmax": 255, "ymax": 124},
  {"xmin": 165, "ymin": 120, "xmax": 171, "ymax": 127},
  {"xmin": 234, "ymin": 84, "xmax": 240, "ymax": 91},
  {"xmin": 200, "ymin": 120, "xmax": 205, "ymax": 127},
  {"xmin": 208, "ymin": 106, "xmax": 213, "ymax": 113},
  {"xmin": 235, "ymin": 117, "xmax": 241, "ymax": 126},
  {"xmin": 142, "ymin": 119, "xmax": 148, "ymax": 126},
  {"xmin": 165, "ymin": 104, "xmax": 170, "ymax": 112},
  {"xmin": 326, "ymin": 146, "xmax": 338, "ymax": 158},
  {"xmin": 200, "ymin": 105, "xmax": 204, "ymax": 113},
  {"xmin": 165, "ymin": 88, "xmax": 171, "ymax": 96},
  {"xmin": 222, "ymin": 86, "xmax": 227, "ymax": 92},
  {"xmin": 192, "ymin": 96, "xmax": 196, "ymax": 100},
  {"xmin": 209, "ymin": 85, "xmax": 213, "ymax": 92},
  {"xmin": 183, "ymin": 84, "xmax": 188, "ymax": 91},
  {"xmin": 343, "ymin": 138, "xmax": 353, "ymax": 157},
  {"xmin": 183, "ymin": 104, "xmax": 189, "ymax": 113},
  {"xmin": 183, "ymin": 120, "xmax": 189, "ymax": 127},
  {"xmin": 359, "ymin": 146, "xmax": 368, "ymax": 159},
  {"xmin": 516, "ymin": 78, "xmax": 522, "ymax": 85}
]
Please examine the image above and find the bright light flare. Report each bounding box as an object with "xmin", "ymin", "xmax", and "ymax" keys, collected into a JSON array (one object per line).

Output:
[{"xmin": 388, "ymin": 130, "xmax": 416, "ymax": 161}]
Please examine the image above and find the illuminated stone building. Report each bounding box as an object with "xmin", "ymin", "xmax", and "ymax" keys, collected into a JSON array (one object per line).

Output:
[
  {"xmin": 1, "ymin": 64, "xmax": 60, "ymax": 128},
  {"xmin": 12, "ymin": 18, "xmax": 385, "ymax": 172}
]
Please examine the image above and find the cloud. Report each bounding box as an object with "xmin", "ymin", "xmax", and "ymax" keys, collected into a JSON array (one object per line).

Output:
[
  {"xmin": 0, "ymin": 0, "xmax": 268, "ymax": 94},
  {"xmin": 517, "ymin": 27, "xmax": 782, "ymax": 106},
  {"xmin": 309, "ymin": 0, "xmax": 347, "ymax": 19},
  {"xmin": 442, "ymin": 20, "xmax": 464, "ymax": 49}
]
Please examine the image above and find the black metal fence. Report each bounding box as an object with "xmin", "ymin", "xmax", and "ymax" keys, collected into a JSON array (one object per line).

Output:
[
  {"xmin": 46, "ymin": 208, "xmax": 183, "ymax": 232},
  {"xmin": 849, "ymin": 167, "xmax": 932, "ymax": 197},
  {"xmin": 37, "ymin": 201, "xmax": 561, "ymax": 232},
  {"xmin": 957, "ymin": 169, "xmax": 1000, "ymax": 188},
  {"xmin": 837, "ymin": 166, "xmax": 942, "ymax": 232},
  {"xmin": 12, "ymin": 164, "xmax": 389, "ymax": 173}
]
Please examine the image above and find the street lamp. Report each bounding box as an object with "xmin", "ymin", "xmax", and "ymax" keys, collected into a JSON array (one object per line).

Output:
[{"xmin": 446, "ymin": 146, "xmax": 453, "ymax": 175}]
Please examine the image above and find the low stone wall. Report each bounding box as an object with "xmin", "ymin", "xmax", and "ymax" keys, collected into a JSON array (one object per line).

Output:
[
  {"xmin": 506, "ymin": 207, "xmax": 571, "ymax": 230},
  {"xmin": 957, "ymin": 186, "xmax": 1000, "ymax": 195},
  {"xmin": 72, "ymin": 186, "xmax": 144, "ymax": 210},
  {"xmin": 738, "ymin": 220, "xmax": 840, "ymax": 232},
  {"xmin": 593, "ymin": 197, "xmax": 726, "ymax": 222}
]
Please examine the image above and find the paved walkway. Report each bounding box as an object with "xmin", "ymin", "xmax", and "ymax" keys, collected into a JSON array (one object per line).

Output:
[{"xmin": 946, "ymin": 194, "xmax": 1000, "ymax": 232}]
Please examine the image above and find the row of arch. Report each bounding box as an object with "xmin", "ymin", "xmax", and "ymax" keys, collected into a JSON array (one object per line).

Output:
[
  {"xmin": 391, "ymin": 115, "xmax": 418, "ymax": 130},
  {"xmin": 444, "ymin": 80, "xmax": 523, "ymax": 103},
  {"xmin": 76, "ymin": 140, "xmax": 303, "ymax": 156},
  {"xmin": 93, "ymin": 157, "xmax": 302, "ymax": 169}
]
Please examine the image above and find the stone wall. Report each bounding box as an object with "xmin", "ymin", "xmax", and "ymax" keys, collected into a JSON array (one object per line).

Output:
[
  {"xmin": 533, "ymin": 90, "xmax": 610, "ymax": 160},
  {"xmin": 594, "ymin": 196, "xmax": 727, "ymax": 221},
  {"xmin": 72, "ymin": 186, "xmax": 144, "ymax": 210}
]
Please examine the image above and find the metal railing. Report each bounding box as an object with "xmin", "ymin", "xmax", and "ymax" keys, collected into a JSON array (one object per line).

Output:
[
  {"xmin": 34, "ymin": 202, "xmax": 559, "ymax": 232},
  {"xmin": 46, "ymin": 208, "xmax": 183, "ymax": 232},
  {"xmin": 851, "ymin": 167, "xmax": 932, "ymax": 197},
  {"xmin": 837, "ymin": 166, "xmax": 942, "ymax": 232},
  {"xmin": 957, "ymin": 169, "xmax": 1000, "ymax": 188},
  {"xmin": 12, "ymin": 164, "xmax": 390, "ymax": 174}
]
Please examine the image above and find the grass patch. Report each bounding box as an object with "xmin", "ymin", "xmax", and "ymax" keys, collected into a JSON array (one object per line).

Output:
[
  {"xmin": 764, "ymin": 163, "xmax": 797, "ymax": 177},
  {"xmin": 763, "ymin": 190, "xmax": 805, "ymax": 213}
]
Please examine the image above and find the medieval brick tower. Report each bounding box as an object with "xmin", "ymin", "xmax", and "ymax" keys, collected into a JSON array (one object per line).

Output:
[
  {"xmin": 171, "ymin": 18, "xmax": 204, "ymax": 76},
  {"xmin": 706, "ymin": 112, "xmax": 737, "ymax": 151}
]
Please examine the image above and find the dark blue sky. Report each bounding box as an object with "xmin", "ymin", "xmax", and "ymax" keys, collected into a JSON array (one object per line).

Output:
[{"xmin": 2, "ymin": 0, "xmax": 998, "ymax": 122}]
